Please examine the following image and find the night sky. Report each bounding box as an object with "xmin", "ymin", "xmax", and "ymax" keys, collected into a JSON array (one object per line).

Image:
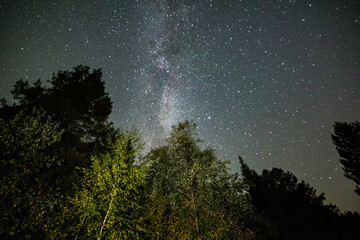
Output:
[{"xmin": 1, "ymin": 0, "xmax": 359, "ymax": 212}]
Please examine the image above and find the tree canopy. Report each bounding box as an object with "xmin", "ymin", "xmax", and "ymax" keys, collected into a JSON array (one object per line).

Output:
[
  {"xmin": 239, "ymin": 156, "xmax": 360, "ymax": 240},
  {"xmin": 52, "ymin": 129, "xmax": 147, "ymax": 240},
  {"xmin": 1, "ymin": 66, "xmax": 359, "ymax": 239},
  {"xmin": 0, "ymin": 108, "xmax": 63, "ymax": 239},
  {"xmin": 332, "ymin": 121, "xmax": 360, "ymax": 195},
  {"xmin": 1, "ymin": 65, "xmax": 113, "ymax": 155},
  {"xmin": 144, "ymin": 121, "xmax": 253, "ymax": 239}
]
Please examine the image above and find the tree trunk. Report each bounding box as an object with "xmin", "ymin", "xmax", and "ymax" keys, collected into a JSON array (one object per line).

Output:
[
  {"xmin": 98, "ymin": 190, "xmax": 116, "ymax": 240},
  {"xmin": 191, "ymin": 191, "xmax": 200, "ymax": 239},
  {"xmin": 74, "ymin": 213, "xmax": 87, "ymax": 240}
]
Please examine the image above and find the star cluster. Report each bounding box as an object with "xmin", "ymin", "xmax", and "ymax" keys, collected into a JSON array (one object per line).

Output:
[{"xmin": 0, "ymin": 0, "xmax": 359, "ymax": 211}]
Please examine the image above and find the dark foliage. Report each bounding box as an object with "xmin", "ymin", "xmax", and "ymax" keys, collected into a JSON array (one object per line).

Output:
[
  {"xmin": 332, "ymin": 121, "xmax": 360, "ymax": 195},
  {"xmin": 1, "ymin": 65, "xmax": 113, "ymax": 151},
  {"xmin": 239, "ymin": 156, "xmax": 360, "ymax": 240},
  {"xmin": 0, "ymin": 65, "xmax": 114, "ymax": 187}
]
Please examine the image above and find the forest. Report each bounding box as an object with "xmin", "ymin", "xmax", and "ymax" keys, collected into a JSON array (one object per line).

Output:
[{"xmin": 0, "ymin": 66, "xmax": 359, "ymax": 240}]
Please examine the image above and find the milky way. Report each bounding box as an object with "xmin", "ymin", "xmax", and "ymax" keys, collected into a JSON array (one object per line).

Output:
[
  {"xmin": 129, "ymin": 0, "xmax": 198, "ymax": 149},
  {"xmin": 0, "ymin": 0, "xmax": 359, "ymax": 211}
]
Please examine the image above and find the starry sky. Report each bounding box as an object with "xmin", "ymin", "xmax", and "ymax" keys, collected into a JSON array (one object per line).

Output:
[{"xmin": 1, "ymin": 0, "xmax": 359, "ymax": 212}]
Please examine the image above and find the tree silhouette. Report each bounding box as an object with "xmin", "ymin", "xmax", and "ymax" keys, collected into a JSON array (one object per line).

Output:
[
  {"xmin": 239, "ymin": 156, "xmax": 343, "ymax": 240},
  {"xmin": 332, "ymin": 121, "xmax": 360, "ymax": 196},
  {"xmin": 0, "ymin": 65, "xmax": 114, "ymax": 191},
  {"xmin": 1, "ymin": 65, "xmax": 113, "ymax": 154}
]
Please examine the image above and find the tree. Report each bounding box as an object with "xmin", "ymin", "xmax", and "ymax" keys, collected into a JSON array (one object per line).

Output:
[
  {"xmin": 0, "ymin": 65, "xmax": 114, "ymax": 207},
  {"xmin": 52, "ymin": 129, "xmax": 147, "ymax": 240},
  {"xmin": 332, "ymin": 121, "xmax": 360, "ymax": 195},
  {"xmin": 144, "ymin": 121, "xmax": 253, "ymax": 239},
  {"xmin": 239, "ymin": 157, "xmax": 345, "ymax": 240},
  {"xmin": 0, "ymin": 108, "xmax": 63, "ymax": 239},
  {"xmin": 1, "ymin": 65, "xmax": 113, "ymax": 158}
]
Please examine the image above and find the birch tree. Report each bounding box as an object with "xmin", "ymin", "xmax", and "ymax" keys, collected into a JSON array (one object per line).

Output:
[
  {"xmin": 144, "ymin": 121, "xmax": 253, "ymax": 239},
  {"xmin": 68, "ymin": 129, "xmax": 147, "ymax": 240}
]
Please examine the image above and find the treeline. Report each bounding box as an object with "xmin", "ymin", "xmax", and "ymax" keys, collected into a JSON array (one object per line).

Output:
[{"xmin": 0, "ymin": 66, "xmax": 359, "ymax": 240}]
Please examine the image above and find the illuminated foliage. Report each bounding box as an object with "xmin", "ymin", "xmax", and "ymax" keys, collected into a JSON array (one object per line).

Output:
[
  {"xmin": 56, "ymin": 130, "xmax": 147, "ymax": 240},
  {"xmin": 0, "ymin": 108, "xmax": 63, "ymax": 239},
  {"xmin": 144, "ymin": 121, "xmax": 254, "ymax": 239}
]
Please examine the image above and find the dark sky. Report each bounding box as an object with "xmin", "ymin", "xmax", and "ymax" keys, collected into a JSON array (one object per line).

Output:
[{"xmin": 1, "ymin": 0, "xmax": 359, "ymax": 212}]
